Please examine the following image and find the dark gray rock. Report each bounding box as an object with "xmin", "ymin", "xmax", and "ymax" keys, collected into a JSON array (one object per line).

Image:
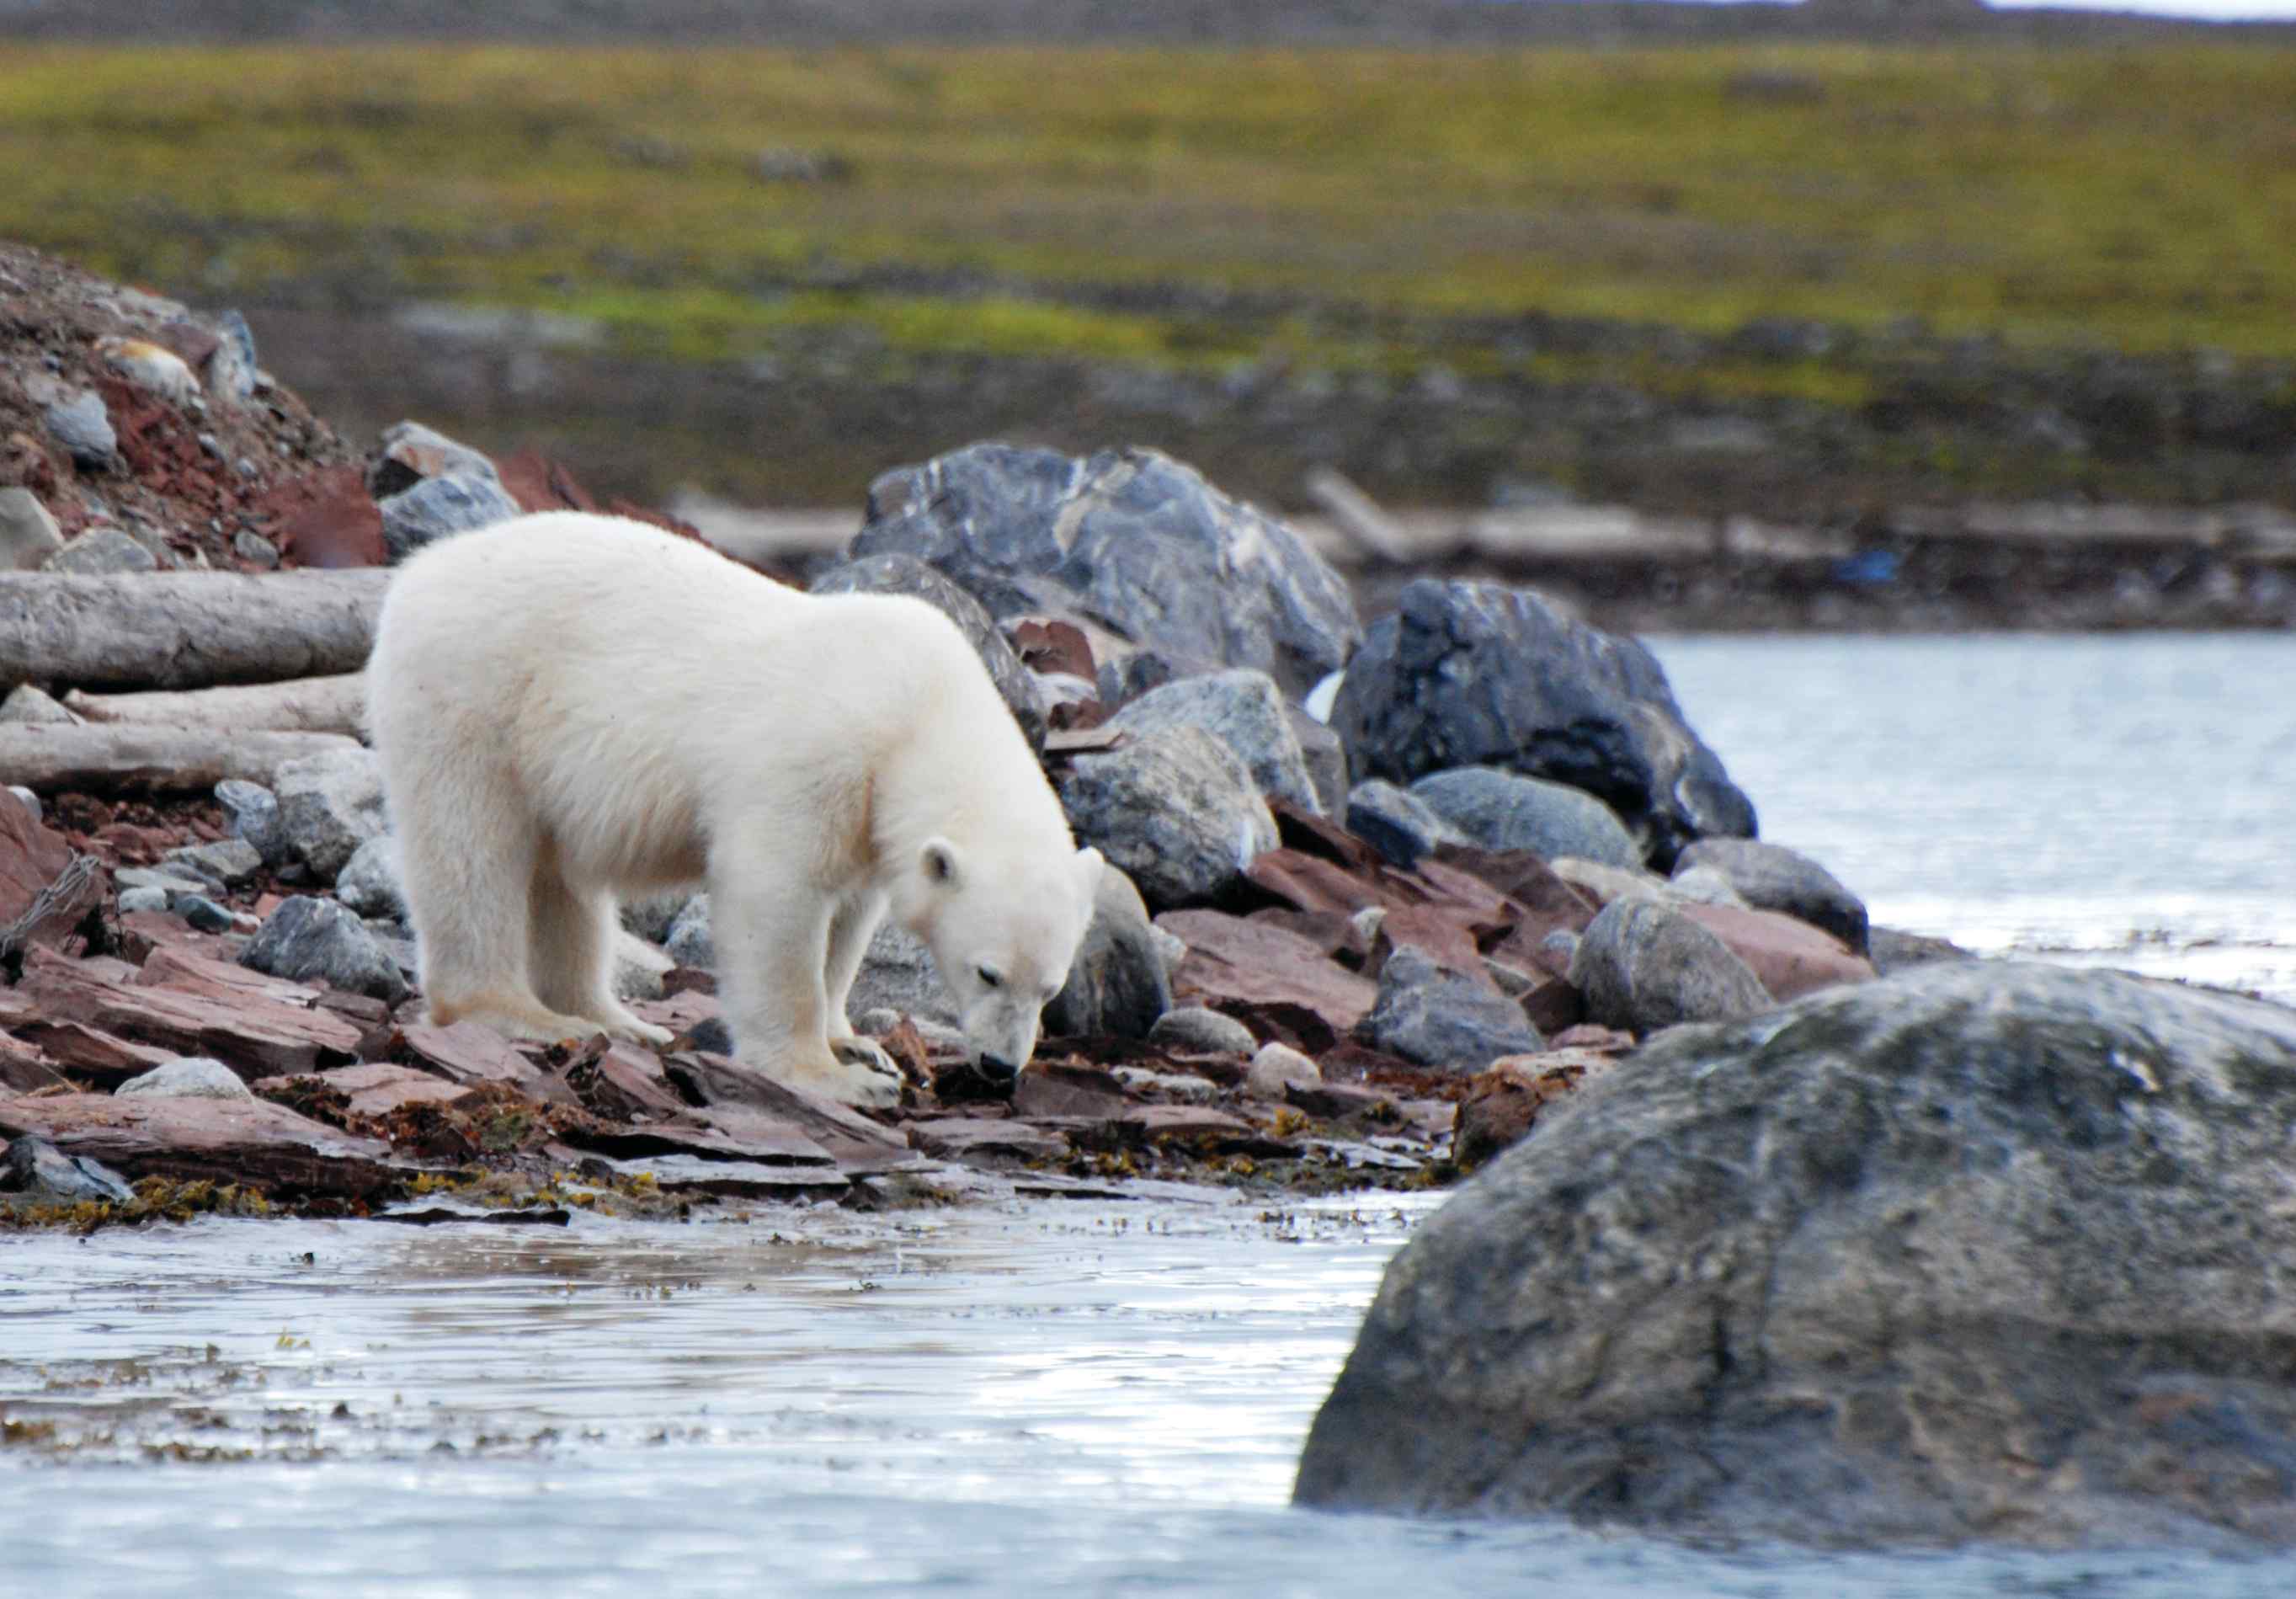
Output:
[
  {"xmin": 376, "ymin": 472, "xmax": 522, "ymax": 561},
  {"xmin": 45, "ymin": 390, "xmax": 115, "ymax": 468},
  {"xmin": 1409, "ymin": 766, "xmax": 1640, "ymax": 869},
  {"xmin": 1345, "ymin": 779, "xmax": 1465, "ymax": 870},
  {"xmin": 2, "ymin": 1136, "xmax": 134, "ymax": 1206},
  {"xmin": 45, "ymin": 526, "xmax": 157, "ymax": 576},
  {"xmin": 239, "ymin": 895, "xmax": 409, "ymax": 1005},
  {"xmin": 1296, "ymin": 962, "xmax": 2296, "ymax": 1549},
  {"xmin": 1288, "ymin": 707, "xmax": 1349, "ymax": 816},
  {"xmin": 810, "ymin": 551, "xmax": 1047, "ymax": 749},
  {"xmin": 854, "ymin": 443, "xmax": 1360, "ymax": 699},
  {"xmin": 369, "ymin": 419, "xmax": 504, "ymax": 500},
  {"xmin": 117, "ymin": 1058, "xmax": 251, "ymax": 1101},
  {"xmin": 1330, "ymin": 578, "xmax": 1754, "ymax": 869},
  {"xmin": 1043, "ymin": 866, "xmax": 1169, "ymax": 1040},
  {"xmin": 619, "ymin": 891, "xmax": 693, "ymax": 947},
  {"xmin": 1095, "ymin": 645, "xmax": 1207, "ymax": 709},
  {"xmin": 664, "ymin": 896, "xmax": 715, "ymax": 969},
  {"xmin": 1869, "ymin": 925, "xmax": 1975, "ymax": 974},
  {"xmin": 333, "ymin": 835, "xmax": 405, "ymax": 920},
  {"xmin": 1057, "ymin": 725, "xmax": 1277, "ymax": 909},
  {"xmin": 215, "ymin": 779, "xmax": 285, "ymax": 867},
  {"xmin": 163, "ymin": 838, "xmax": 264, "ymax": 893},
  {"xmin": 1110, "ymin": 669, "xmax": 1319, "ymax": 813},
  {"xmin": 174, "ymin": 895, "xmax": 234, "ymax": 934},
  {"xmin": 1356, "ymin": 946, "xmax": 1542, "ymax": 1069},
  {"xmin": 1675, "ymin": 838, "xmax": 1868, "ymax": 954},
  {"xmin": 272, "ymin": 748, "xmax": 387, "ymax": 882},
  {"xmin": 1568, "ymin": 897, "xmax": 1772, "ymax": 1034},
  {"xmin": 1148, "ymin": 1005, "xmax": 1257, "ymax": 1057}
]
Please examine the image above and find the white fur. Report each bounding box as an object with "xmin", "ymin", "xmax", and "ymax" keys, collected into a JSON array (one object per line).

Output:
[{"xmin": 364, "ymin": 512, "xmax": 1103, "ymax": 1107}]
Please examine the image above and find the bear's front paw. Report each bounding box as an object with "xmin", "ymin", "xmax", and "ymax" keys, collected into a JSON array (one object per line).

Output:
[
  {"xmin": 829, "ymin": 1035, "xmax": 904, "ymax": 1109},
  {"xmin": 618, "ymin": 1018, "xmax": 676, "ymax": 1048}
]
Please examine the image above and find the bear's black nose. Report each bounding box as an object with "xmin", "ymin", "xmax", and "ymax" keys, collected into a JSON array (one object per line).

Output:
[{"xmin": 978, "ymin": 1054, "xmax": 1019, "ymax": 1083}]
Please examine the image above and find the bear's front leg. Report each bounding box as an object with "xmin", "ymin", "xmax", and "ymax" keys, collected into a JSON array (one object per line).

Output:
[{"xmin": 711, "ymin": 875, "xmax": 902, "ymax": 1110}]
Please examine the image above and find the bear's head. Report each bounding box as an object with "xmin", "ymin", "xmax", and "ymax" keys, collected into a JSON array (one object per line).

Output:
[{"xmin": 908, "ymin": 836, "xmax": 1105, "ymax": 1083}]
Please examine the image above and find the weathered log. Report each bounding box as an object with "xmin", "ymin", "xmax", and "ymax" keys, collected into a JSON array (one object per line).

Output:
[
  {"xmin": 0, "ymin": 724, "xmax": 362, "ymax": 794},
  {"xmin": 0, "ymin": 568, "xmax": 391, "ymax": 692},
  {"xmin": 61, "ymin": 674, "xmax": 367, "ymax": 735}
]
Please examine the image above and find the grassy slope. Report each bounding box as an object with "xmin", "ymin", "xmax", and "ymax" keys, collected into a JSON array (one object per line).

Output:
[{"xmin": 3, "ymin": 43, "xmax": 2293, "ymax": 381}]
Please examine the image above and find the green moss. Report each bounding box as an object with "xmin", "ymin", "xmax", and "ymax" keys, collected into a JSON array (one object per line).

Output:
[{"xmin": 0, "ymin": 40, "xmax": 2290, "ymax": 370}]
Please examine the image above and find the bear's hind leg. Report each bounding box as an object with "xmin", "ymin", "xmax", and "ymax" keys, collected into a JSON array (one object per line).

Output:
[
  {"xmin": 528, "ymin": 853, "xmax": 674, "ymax": 1047},
  {"xmin": 396, "ymin": 755, "xmax": 589, "ymax": 1042}
]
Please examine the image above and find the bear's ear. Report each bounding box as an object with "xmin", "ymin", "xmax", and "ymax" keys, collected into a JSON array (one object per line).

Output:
[
  {"xmin": 1073, "ymin": 845, "xmax": 1105, "ymax": 906},
  {"xmin": 920, "ymin": 837, "xmax": 962, "ymax": 889}
]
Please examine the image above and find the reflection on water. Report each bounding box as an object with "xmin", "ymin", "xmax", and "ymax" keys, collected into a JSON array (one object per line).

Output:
[
  {"xmin": 1656, "ymin": 632, "xmax": 2296, "ymax": 1000},
  {"xmin": 8, "ymin": 1200, "xmax": 2296, "ymax": 1597}
]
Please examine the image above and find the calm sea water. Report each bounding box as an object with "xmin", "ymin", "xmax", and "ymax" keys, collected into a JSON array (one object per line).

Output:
[
  {"xmin": 4, "ymin": 633, "xmax": 2293, "ymax": 1597},
  {"xmin": 1656, "ymin": 632, "xmax": 2296, "ymax": 1002}
]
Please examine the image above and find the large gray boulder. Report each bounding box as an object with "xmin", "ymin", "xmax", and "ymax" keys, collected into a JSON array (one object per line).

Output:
[
  {"xmin": 1330, "ymin": 578, "xmax": 1754, "ymax": 869},
  {"xmin": 810, "ymin": 552, "xmax": 1047, "ymax": 750},
  {"xmin": 239, "ymin": 895, "xmax": 409, "ymax": 1005},
  {"xmin": 1675, "ymin": 837, "xmax": 1869, "ymax": 955},
  {"xmin": 847, "ymin": 922, "xmax": 956, "ymax": 1028},
  {"xmin": 1356, "ymin": 946, "xmax": 1542, "ymax": 1069},
  {"xmin": 1297, "ymin": 962, "xmax": 2296, "ymax": 1548},
  {"xmin": 272, "ymin": 748, "xmax": 388, "ymax": 882},
  {"xmin": 1042, "ymin": 865, "xmax": 1169, "ymax": 1040},
  {"xmin": 853, "ymin": 443, "xmax": 1360, "ymax": 700},
  {"xmin": 1409, "ymin": 766, "xmax": 1641, "ymax": 870},
  {"xmin": 1057, "ymin": 725, "xmax": 1277, "ymax": 909},
  {"xmin": 1109, "ymin": 669, "xmax": 1319, "ymax": 814},
  {"xmin": 1568, "ymin": 897, "xmax": 1773, "ymax": 1034}
]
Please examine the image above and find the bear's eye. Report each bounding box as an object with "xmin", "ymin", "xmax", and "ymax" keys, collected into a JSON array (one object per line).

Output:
[{"xmin": 977, "ymin": 967, "xmax": 1003, "ymax": 990}]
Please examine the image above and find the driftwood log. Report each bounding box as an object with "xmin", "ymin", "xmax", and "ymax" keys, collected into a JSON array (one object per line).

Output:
[
  {"xmin": 61, "ymin": 674, "xmax": 368, "ymax": 736},
  {"xmin": 0, "ymin": 569, "xmax": 391, "ymax": 693},
  {"xmin": 0, "ymin": 725, "xmax": 363, "ymax": 794}
]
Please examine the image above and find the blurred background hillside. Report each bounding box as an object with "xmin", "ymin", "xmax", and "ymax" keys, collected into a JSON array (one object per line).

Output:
[{"xmin": 2, "ymin": 0, "xmax": 2292, "ymax": 620}]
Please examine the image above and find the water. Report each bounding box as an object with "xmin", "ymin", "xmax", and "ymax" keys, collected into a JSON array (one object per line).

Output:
[
  {"xmin": 1655, "ymin": 632, "xmax": 2296, "ymax": 1003},
  {"xmin": 8, "ymin": 632, "xmax": 2296, "ymax": 1596}
]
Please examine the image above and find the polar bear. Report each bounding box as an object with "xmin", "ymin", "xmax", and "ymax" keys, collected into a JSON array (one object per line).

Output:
[{"xmin": 364, "ymin": 511, "xmax": 1105, "ymax": 1107}]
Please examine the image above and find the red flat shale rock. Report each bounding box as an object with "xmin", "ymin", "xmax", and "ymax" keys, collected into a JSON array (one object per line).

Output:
[
  {"xmin": 1158, "ymin": 909, "xmax": 1380, "ymax": 1041},
  {"xmin": 0, "ymin": 1091, "xmax": 406, "ymax": 1201},
  {"xmin": 20, "ymin": 946, "xmax": 361, "ymax": 1077}
]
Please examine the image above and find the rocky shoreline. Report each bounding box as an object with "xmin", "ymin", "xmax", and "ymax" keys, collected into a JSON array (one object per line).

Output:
[{"xmin": 8, "ymin": 240, "xmax": 2296, "ymax": 1554}]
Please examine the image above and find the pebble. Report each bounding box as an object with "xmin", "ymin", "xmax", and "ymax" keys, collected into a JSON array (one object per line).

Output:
[
  {"xmin": 1244, "ymin": 1042, "xmax": 1322, "ymax": 1100},
  {"xmin": 1148, "ymin": 1005, "xmax": 1257, "ymax": 1057}
]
